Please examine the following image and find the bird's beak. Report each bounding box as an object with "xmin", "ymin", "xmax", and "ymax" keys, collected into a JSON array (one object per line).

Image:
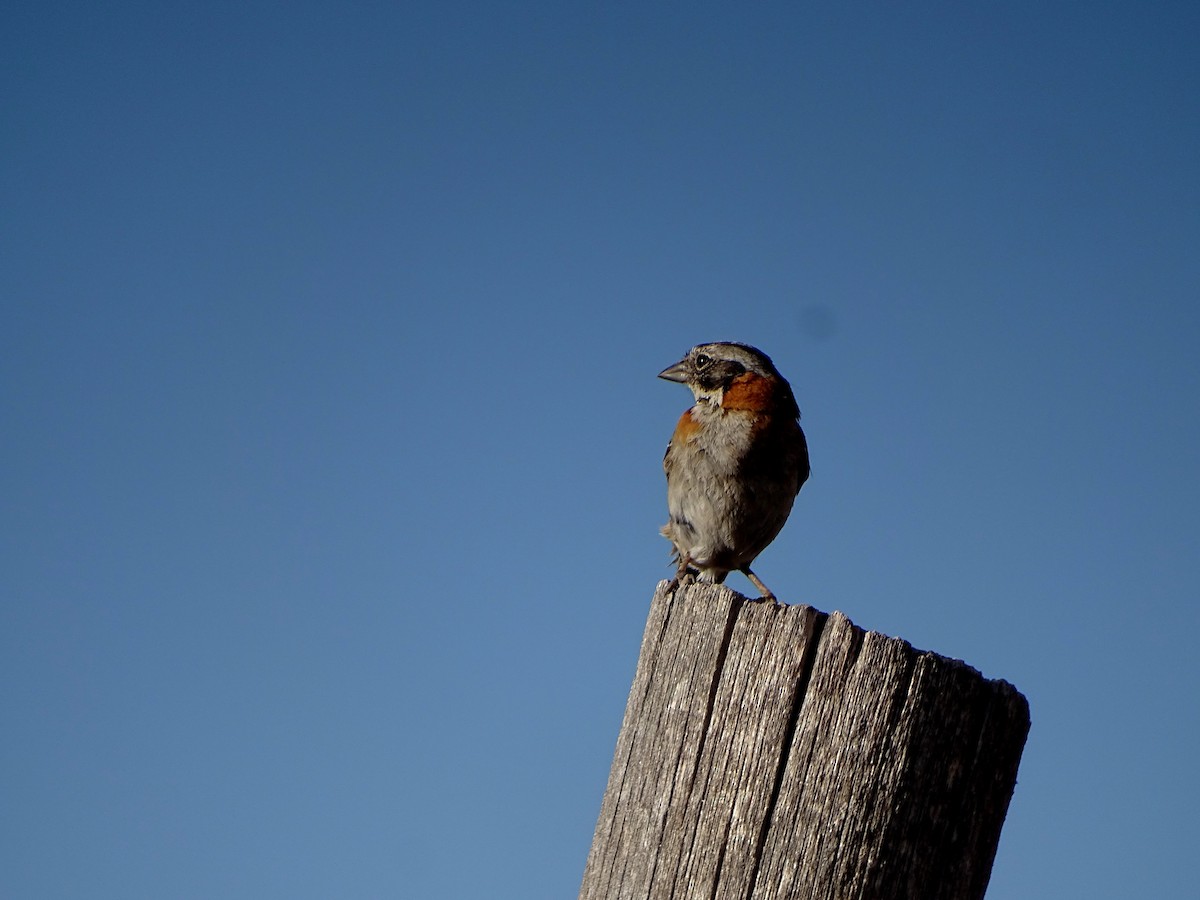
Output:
[{"xmin": 658, "ymin": 358, "xmax": 691, "ymax": 383}]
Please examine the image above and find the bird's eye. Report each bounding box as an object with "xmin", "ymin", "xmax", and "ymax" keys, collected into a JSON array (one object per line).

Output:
[{"xmin": 694, "ymin": 353, "xmax": 711, "ymax": 368}]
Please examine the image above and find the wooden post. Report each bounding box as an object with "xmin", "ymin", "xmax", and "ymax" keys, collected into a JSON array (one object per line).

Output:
[{"xmin": 580, "ymin": 582, "xmax": 1030, "ymax": 900}]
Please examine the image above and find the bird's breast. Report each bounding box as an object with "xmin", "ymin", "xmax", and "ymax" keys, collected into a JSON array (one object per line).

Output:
[{"xmin": 673, "ymin": 403, "xmax": 757, "ymax": 472}]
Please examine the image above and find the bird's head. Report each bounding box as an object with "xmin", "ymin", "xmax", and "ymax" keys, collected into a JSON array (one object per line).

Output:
[{"xmin": 658, "ymin": 342, "xmax": 799, "ymax": 417}]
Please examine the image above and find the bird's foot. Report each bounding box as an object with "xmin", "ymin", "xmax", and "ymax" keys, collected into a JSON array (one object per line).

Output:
[
  {"xmin": 666, "ymin": 564, "xmax": 698, "ymax": 595},
  {"xmin": 741, "ymin": 567, "xmax": 779, "ymax": 603}
]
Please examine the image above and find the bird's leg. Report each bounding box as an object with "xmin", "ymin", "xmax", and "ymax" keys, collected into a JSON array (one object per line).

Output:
[
  {"xmin": 741, "ymin": 567, "xmax": 777, "ymax": 603},
  {"xmin": 667, "ymin": 554, "xmax": 696, "ymax": 593}
]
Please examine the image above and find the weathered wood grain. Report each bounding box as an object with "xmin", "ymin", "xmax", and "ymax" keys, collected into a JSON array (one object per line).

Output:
[{"xmin": 580, "ymin": 582, "xmax": 1029, "ymax": 900}]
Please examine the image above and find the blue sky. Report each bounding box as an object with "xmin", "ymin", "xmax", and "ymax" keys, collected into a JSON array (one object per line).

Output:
[{"xmin": 3, "ymin": 1, "xmax": 1198, "ymax": 897}]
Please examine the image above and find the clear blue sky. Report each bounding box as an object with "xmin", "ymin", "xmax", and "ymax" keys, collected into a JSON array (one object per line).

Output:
[{"xmin": 3, "ymin": 2, "xmax": 1198, "ymax": 897}]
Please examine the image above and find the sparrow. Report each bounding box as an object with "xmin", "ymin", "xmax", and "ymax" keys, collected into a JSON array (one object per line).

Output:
[{"xmin": 659, "ymin": 342, "xmax": 809, "ymax": 602}]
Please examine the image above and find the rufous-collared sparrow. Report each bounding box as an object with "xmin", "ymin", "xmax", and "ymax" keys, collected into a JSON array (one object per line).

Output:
[{"xmin": 659, "ymin": 342, "xmax": 809, "ymax": 602}]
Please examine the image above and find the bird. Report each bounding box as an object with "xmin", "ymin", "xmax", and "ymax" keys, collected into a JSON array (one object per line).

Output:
[{"xmin": 658, "ymin": 342, "xmax": 809, "ymax": 602}]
